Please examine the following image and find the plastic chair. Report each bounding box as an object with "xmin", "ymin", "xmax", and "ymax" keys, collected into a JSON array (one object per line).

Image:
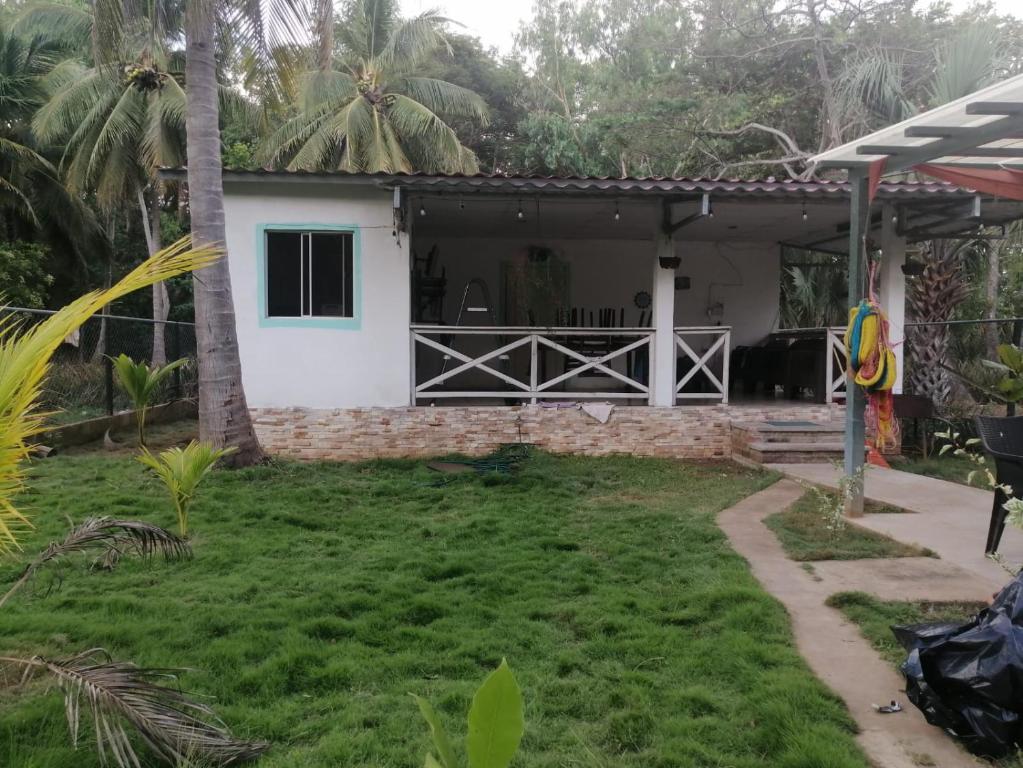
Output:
[{"xmin": 974, "ymin": 415, "xmax": 1023, "ymax": 554}]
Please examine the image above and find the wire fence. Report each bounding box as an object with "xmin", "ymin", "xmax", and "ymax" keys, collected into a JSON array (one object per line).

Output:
[{"xmin": 2, "ymin": 306, "xmax": 198, "ymax": 425}]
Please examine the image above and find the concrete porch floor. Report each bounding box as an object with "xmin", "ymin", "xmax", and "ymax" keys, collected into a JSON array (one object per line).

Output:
[{"xmin": 777, "ymin": 463, "xmax": 1023, "ymax": 593}]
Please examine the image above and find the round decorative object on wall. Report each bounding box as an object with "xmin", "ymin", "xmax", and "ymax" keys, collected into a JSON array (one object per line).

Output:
[{"xmin": 633, "ymin": 290, "xmax": 652, "ymax": 309}]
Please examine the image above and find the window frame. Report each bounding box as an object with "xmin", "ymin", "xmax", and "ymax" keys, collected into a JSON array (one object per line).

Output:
[{"xmin": 256, "ymin": 223, "xmax": 362, "ymax": 330}]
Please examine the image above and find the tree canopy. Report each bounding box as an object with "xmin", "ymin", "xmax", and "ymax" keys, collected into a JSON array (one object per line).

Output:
[{"xmin": 2, "ymin": 0, "xmax": 1023, "ymax": 312}]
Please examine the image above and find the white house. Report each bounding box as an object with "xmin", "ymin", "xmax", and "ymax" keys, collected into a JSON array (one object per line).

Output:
[{"xmin": 163, "ymin": 169, "xmax": 1023, "ymax": 461}]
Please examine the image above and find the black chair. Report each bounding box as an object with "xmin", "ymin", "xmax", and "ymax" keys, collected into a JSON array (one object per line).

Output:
[{"xmin": 974, "ymin": 415, "xmax": 1023, "ymax": 554}]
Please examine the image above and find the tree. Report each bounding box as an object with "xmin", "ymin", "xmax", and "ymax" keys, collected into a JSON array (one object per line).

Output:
[
  {"xmin": 183, "ymin": 0, "xmax": 301, "ymax": 466},
  {"xmin": 906, "ymin": 239, "xmax": 988, "ymax": 403},
  {"xmin": 261, "ymin": 0, "xmax": 489, "ymax": 173},
  {"xmin": 31, "ymin": 2, "xmax": 187, "ymax": 365},
  {"xmin": 834, "ymin": 21, "xmax": 1016, "ymax": 403},
  {"xmin": 0, "ymin": 17, "xmax": 103, "ymax": 262}
]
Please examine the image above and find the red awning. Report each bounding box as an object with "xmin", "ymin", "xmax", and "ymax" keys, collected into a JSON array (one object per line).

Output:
[{"xmin": 914, "ymin": 164, "xmax": 1023, "ymax": 202}]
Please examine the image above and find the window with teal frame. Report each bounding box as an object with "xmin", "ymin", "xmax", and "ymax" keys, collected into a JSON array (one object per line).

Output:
[{"xmin": 257, "ymin": 224, "xmax": 362, "ymax": 329}]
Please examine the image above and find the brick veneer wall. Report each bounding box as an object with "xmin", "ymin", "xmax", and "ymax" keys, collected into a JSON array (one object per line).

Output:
[{"xmin": 251, "ymin": 404, "xmax": 845, "ymax": 461}]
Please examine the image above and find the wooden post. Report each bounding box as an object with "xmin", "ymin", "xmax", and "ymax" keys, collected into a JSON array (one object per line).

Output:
[
  {"xmin": 652, "ymin": 231, "xmax": 677, "ymax": 406},
  {"xmin": 530, "ymin": 334, "xmax": 538, "ymax": 404},
  {"xmin": 845, "ymin": 171, "xmax": 869, "ymax": 517},
  {"xmin": 879, "ymin": 203, "xmax": 906, "ymax": 394}
]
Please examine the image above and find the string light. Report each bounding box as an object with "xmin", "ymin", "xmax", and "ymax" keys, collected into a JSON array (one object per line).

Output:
[
  {"xmin": 459, "ymin": 196, "xmax": 465, "ymax": 210},
  {"xmin": 419, "ymin": 200, "xmax": 427, "ymax": 217},
  {"xmin": 517, "ymin": 200, "xmax": 525, "ymax": 222},
  {"xmin": 708, "ymin": 202, "xmax": 714, "ymax": 219},
  {"xmin": 614, "ymin": 201, "xmax": 621, "ymax": 222},
  {"xmin": 801, "ymin": 201, "xmax": 808, "ymax": 221}
]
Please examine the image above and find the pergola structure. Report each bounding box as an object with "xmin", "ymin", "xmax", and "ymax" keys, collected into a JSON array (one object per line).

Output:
[{"xmin": 811, "ymin": 72, "xmax": 1023, "ymax": 514}]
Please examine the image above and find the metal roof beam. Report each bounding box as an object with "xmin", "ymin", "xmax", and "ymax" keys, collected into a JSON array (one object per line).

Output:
[
  {"xmin": 904, "ymin": 125, "xmax": 981, "ymax": 138},
  {"xmin": 966, "ymin": 102, "xmax": 1023, "ymax": 116},
  {"xmin": 825, "ymin": 113, "xmax": 1023, "ymax": 171},
  {"xmin": 859, "ymin": 144, "xmax": 1023, "ymax": 159},
  {"xmin": 662, "ymin": 195, "xmax": 710, "ymax": 235}
]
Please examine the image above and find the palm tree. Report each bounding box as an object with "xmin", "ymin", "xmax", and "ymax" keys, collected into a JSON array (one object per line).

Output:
[
  {"xmin": 834, "ymin": 24, "xmax": 1010, "ymax": 403},
  {"xmin": 31, "ymin": 3, "xmax": 187, "ymax": 365},
  {"xmin": 261, "ymin": 0, "xmax": 489, "ymax": 173},
  {"xmin": 183, "ymin": 0, "xmax": 306, "ymax": 466}
]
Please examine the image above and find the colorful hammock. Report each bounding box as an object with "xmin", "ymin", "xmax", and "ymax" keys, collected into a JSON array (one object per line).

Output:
[{"xmin": 844, "ymin": 264, "xmax": 899, "ymax": 451}]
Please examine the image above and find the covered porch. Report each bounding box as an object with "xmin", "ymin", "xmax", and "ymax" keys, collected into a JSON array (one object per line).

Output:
[{"xmin": 400, "ymin": 175, "xmax": 1015, "ymax": 408}]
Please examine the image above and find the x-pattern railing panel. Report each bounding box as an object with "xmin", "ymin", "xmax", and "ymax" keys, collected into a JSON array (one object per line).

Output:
[
  {"xmin": 411, "ymin": 326, "xmax": 652, "ymax": 402},
  {"xmin": 673, "ymin": 327, "xmax": 731, "ymax": 403},
  {"xmin": 825, "ymin": 327, "xmax": 848, "ymax": 403}
]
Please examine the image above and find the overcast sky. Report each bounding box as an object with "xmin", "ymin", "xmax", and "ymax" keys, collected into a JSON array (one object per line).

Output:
[{"xmin": 399, "ymin": 0, "xmax": 1021, "ymax": 54}]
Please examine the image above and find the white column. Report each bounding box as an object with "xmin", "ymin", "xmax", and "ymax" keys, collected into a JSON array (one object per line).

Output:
[
  {"xmin": 651, "ymin": 233, "xmax": 677, "ymax": 406},
  {"xmin": 879, "ymin": 203, "xmax": 906, "ymax": 394}
]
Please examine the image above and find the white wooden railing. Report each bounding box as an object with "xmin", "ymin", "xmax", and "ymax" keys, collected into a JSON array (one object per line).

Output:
[
  {"xmin": 674, "ymin": 327, "xmax": 731, "ymax": 403},
  {"xmin": 824, "ymin": 326, "xmax": 849, "ymax": 403},
  {"xmin": 411, "ymin": 326, "xmax": 653, "ymax": 403}
]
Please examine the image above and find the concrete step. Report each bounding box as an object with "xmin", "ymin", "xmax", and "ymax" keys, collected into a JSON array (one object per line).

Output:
[
  {"xmin": 744, "ymin": 441, "xmax": 847, "ymax": 464},
  {"xmin": 732, "ymin": 421, "xmax": 845, "ymax": 445}
]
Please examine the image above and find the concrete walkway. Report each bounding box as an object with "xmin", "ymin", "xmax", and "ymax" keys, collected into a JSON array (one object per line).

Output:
[
  {"xmin": 719, "ymin": 480, "xmax": 983, "ymax": 768},
  {"xmin": 778, "ymin": 463, "xmax": 1022, "ymax": 591}
]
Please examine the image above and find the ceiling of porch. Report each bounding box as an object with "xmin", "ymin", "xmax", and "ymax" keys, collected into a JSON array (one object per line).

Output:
[{"xmin": 410, "ymin": 191, "xmax": 1023, "ymax": 253}]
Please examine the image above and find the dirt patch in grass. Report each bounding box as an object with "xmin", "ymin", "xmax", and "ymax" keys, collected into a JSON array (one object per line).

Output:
[
  {"xmin": 59, "ymin": 418, "xmax": 198, "ymax": 457},
  {"xmin": 765, "ymin": 492, "xmax": 935, "ymax": 561}
]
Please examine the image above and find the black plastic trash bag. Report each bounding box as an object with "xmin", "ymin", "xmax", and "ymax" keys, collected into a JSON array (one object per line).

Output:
[{"xmin": 893, "ymin": 572, "xmax": 1023, "ymax": 757}]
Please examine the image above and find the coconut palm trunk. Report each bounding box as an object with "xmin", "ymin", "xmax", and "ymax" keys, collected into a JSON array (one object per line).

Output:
[
  {"xmin": 184, "ymin": 0, "xmax": 262, "ymax": 465},
  {"xmin": 137, "ymin": 186, "xmax": 169, "ymax": 366},
  {"xmin": 905, "ymin": 240, "xmax": 974, "ymax": 404}
]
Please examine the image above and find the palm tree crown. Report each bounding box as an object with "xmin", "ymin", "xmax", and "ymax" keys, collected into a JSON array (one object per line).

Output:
[{"xmin": 262, "ymin": 0, "xmax": 489, "ymax": 174}]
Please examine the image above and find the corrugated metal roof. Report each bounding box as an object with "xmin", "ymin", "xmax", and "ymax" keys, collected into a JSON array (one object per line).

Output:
[{"xmin": 193, "ymin": 168, "xmax": 975, "ymax": 199}]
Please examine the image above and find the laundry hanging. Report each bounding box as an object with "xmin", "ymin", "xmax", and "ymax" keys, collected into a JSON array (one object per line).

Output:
[{"xmin": 845, "ymin": 261, "xmax": 899, "ymax": 451}]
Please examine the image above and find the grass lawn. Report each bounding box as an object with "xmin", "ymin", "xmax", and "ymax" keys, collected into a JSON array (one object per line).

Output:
[
  {"xmin": 895, "ymin": 454, "xmax": 987, "ymax": 489},
  {"xmin": 0, "ymin": 446, "xmax": 870, "ymax": 768},
  {"xmin": 825, "ymin": 592, "xmax": 985, "ymax": 666},
  {"xmin": 765, "ymin": 492, "xmax": 934, "ymax": 561}
]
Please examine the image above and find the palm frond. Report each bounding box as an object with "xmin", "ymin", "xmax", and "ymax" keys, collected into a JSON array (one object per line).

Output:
[
  {"xmin": 13, "ymin": 3, "xmax": 95, "ymax": 50},
  {"xmin": 32, "ymin": 65, "xmax": 109, "ymax": 146},
  {"xmin": 0, "ymin": 236, "xmax": 219, "ymax": 556},
  {"xmin": 261, "ymin": 105, "xmax": 333, "ymax": 168},
  {"xmin": 386, "ymin": 94, "xmax": 474, "ymax": 172},
  {"xmin": 0, "ymin": 517, "xmax": 190, "ymax": 607},
  {"xmin": 930, "ymin": 25, "xmax": 1004, "ymax": 106},
  {"xmin": 88, "ymin": 85, "xmax": 147, "ymax": 183},
  {"xmin": 226, "ymin": 0, "xmax": 309, "ymax": 107},
  {"xmin": 375, "ymin": 9, "xmax": 452, "ymax": 73},
  {"xmin": 299, "ymin": 68, "xmax": 357, "ymax": 112},
  {"xmin": 138, "ymin": 441, "xmax": 237, "ymax": 536},
  {"xmin": 391, "ymin": 77, "xmax": 489, "ymax": 123},
  {"xmin": 140, "ymin": 78, "xmax": 186, "ymax": 172},
  {"xmin": 340, "ymin": 0, "xmax": 398, "ymax": 61},
  {"xmin": 0, "ymin": 650, "xmax": 268, "ymax": 767},
  {"xmin": 834, "ymin": 49, "xmax": 913, "ymax": 127}
]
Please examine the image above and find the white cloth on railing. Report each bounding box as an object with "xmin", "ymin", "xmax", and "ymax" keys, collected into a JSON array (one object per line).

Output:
[
  {"xmin": 580, "ymin": 402, "xmax": 614, "ymax": 424},
  {"xmin": 539, "ymin": 400, "xmax": 615, "ymax": 424}
]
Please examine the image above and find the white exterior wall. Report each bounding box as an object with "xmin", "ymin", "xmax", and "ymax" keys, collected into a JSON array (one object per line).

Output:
[
  {"xmin": 223, "ymin": 183, "xmax": 410, "ymax": 409},
  {"xmin": 672, "ymin": 241, "xmax": 781, "ymax": 347},
  {"xmin": 425, "ymin": 236, "xmax": 656, "ymax": 326},
  {"xmin": 426, "ymin": 236, "xmax": 779, "ymax": 345}
]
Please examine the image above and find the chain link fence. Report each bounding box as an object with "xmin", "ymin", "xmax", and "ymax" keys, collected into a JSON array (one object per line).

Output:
[{"xmin": 2, "ymin": 306, "xmax": 198, "ymax": 425}]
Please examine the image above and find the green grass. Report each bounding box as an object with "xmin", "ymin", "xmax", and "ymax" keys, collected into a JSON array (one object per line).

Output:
[
  {"xmin": 826, "ymin": 592, "xmax": 985, "ymax": 666},
  {"xmin": 0, "ymin": 449, "xmax": 870, "ymax": 768},
  {"xmin": 895, "ymin": 454, "xmax": 988, "ymax": 488},
  {"xmin": 765, "ymin": 492, "xmax": 935, "ymax": 561}
]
